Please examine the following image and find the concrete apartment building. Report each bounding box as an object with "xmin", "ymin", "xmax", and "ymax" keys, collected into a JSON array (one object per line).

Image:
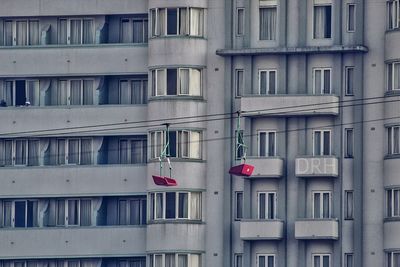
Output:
[{"xmin": 0, "ymin": 0, "xmax": 398, "ymax": 266}]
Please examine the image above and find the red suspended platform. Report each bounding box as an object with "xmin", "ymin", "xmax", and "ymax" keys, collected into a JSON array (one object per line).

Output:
[{"xmin": 229, "ymin": 163, "xmax": 254, "ymax": 177}]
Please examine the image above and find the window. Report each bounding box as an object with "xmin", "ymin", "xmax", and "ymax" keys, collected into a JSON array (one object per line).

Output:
[
  {"xmin": 237, "ymin": 8, "xmax": 245, "ymax": 36},
  {"xmin": 56, "ymin": 79, "xmax": 94, "ymax": 105},
  {"xmin": 149, "ymin": 192, "xmax": 201, "ymax": 220},
  {"xmin": 387, "ymin": 251, "xmax": 400, "ymax": 267},
  {"xmin": 344, "ymin": 128, "xmax": 354, "ymax": 158},
  {"xmin": 259, "ymin": 70, "xmax": 277, "ymax": 94},
  {"xmin": 119, "ymin": 79, "xmax": 147, "ymax": 104},
  {"xmin": 256, "ymin": 254, "xmax": 275, "ymax": 267},
  {"xmin": 149, "ymin": 253, "xmax": 200, "ymax": 267},
  {"xmin": 55, "ymin": 138, "xmax": 92, "ymax": 165},
  {"xmin": 119, "ymin": 138, "xmax": 147, "ymax": 164},
  {"xmin": 313, "ymin": 130, "xmax": 331, "ymax": 156},
  {"xmin": 344, "ymin": 190, "xmax": 354, "ymax": 220},
  {"xmin": 150, "ymin": 130, "xmax": 201, "ymax": 159},
  {"xmin": 345, "ymin": 253, "xmax": 353, "ymax": 267},
  {"xmin": 345, "ymin": 67, "xmax": 354, "ymax": 95},
  {"xmin": 235, "ymin": 191, "xmax": 243, "ymax": 220},
  {"xmin": 152, "ymin": 68, "xmax": 201, "ymax": 96},
  {"xmin": 387, "ymin": 62, "xmax": 400, "ymax": 91},
  {"xmin": 313, "ymin": 3, "xmax": 332, "ymax": 39},
  {"xmin": 258, "ymin": 192, "xmax": 276, "ymax": 219},
  {"xmin": 46, "ymin": 198, "xmax": 92, "ymax": 227},
  {"xmin": 258, "ymin": 131, "xmax": 276, "ymax": 157},
  {"xmin": 0, "ymin": 139, "xmax": 39, "ymax": 167},
  {"xmin": 120, "ymin": 18, "xmax": 148, "ymax": 43},
  {"xmin": 0, "ymin": 80, "xmax": 40, "ymax": 106},
  {"xmin": 313, "ymin": 191, "xmax": 331, "ymax": 218},
  {"xmin": 235, "ymin": 130, "xmax": 245, "ymax": 160},
  {"xmin": 387, "ymin": 188, "xmax": 400, "ymax": 217},
  {"xmin": 259, "ymin": 0, "xmax": 277, "ymax": 40},
  {"xmin": 2, "ymin": 19, "xmax": 39, "ymax": 46},
  {"xmin": 234, "ymin": 254, "xmax": 243, "ymax": 267},
  {"xmin": 388, "ymin": 0, "xmax": 400, "ymax": 30},
  {"xmin": 0, "ymin": 258, "xmax": 145, "ymax": 267},
  {"xmin": 235, "ymin": 69, "xmax": 244, "ymax": 97},
  {"xmin": 150, "ymin": 8, "xmax": 204, "ymax": 37},
  {"xmin": 313, "ymin": 254, "xmax": 330, "ymax": 267},
  {"xmin": 388, "ymin": 126, "xmax": 400, "ymax": 155},
  {"xmin": 313, "ymin": 68, "xmax": 331, "ymax": 94},
  {"xmin": 58, "ymin": 18, "xmax": 94, "ymax": 45},
  {"xmin": 347, "ymin": 4, "xmax": 356, "ymax": 32},
  {"xmin": 117, "ymin": 197, "xmax": 147, "ymax": 225},
  {"xmin": 1, "ymin": 200, "xmax": 38, "ymax": 228}
]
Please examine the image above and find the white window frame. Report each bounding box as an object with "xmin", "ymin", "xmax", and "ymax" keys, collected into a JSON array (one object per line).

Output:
[
  {"xmin": 388, "ymin": 126, "xmax": 400, "ymax": 155},
  {"xmin": 386, "ymin": 188, "xmax": 400, "ymax": 218},
  {"xmin": 56, "ymin": 138, "xmax": 92, "ymax": 165},
  {"xmin": 258, "ymin": 131, "xmax": 277, "ymax": 157},
  {"xmin": 117, "ymin": 197, "xmax": 146, "ymax": 225},
  {"xmin": 57, "ymin": 79, "xmax": 95, "ymax": 106},
  {"xmin": 345, "ymin": 66, "xmax": 355, "ymax": 95},
  {"xmin": 3, "ymin": 19, "xmax": 40, "ymax": 46},
  {"xmin": 256, "ymin": 254, "xmax": 275, "ymax": 267},
  {"xmin": 387, "ymin": 0, "xmax": 400, "ymax": 30},
  {"xmin": 152, "ymin": 68, "xmax": 202, "ymax": 97},
  {"xmin": 258, "ymin": 69, "xmax": 277, "ymax": 95},
  {"xmin": 347, "ymin": 4, "xmax": 356, "ymax": 32},
  {"xmin": 3, "ymin": 79, "xmax": 40, "ymax": 106},
  {"xmin": 55, "ymin": 198, "xmax": 82, "ymax": 227},
  {"xmin": 387, "ymin": 251, "xmax": 400, "ymax": 267},
  {"xmin": 234, "ymin": 253, "xmax": 243, "ymax": 267},
  {"xmin": 149, "ymin": 253, "xmax": 200, "ymax": 267},
  {"xmin": 257, "ymin": 191, "xmax": 277, "ymax": 220},
  {"xmin": 313, "ymin": 68, "xmax": 332, "ymax": 94},
  {"xmin": 1, "ymin": 199, "xmax": 39, "ymax": 228},
  {"xmin": 313, "ymin": 129, "xmax": 332, "ymax": 156},
  {"xmin": 58, "ymin": 18, "xmax": 95, "ymax": 45},
  {"xmin": 345, "ymin": 253, "xmax": 353, "ymax": 267},
  {"xmin": 387, "ymin": 62, "xmax": 400, "ymax": 91},
  {"xmin": 119, "ymin": 17, "xmax": 148, "ymax": 43},
  {"xmin": 312, "ymin": 3, "xmax": 332, "ymax": 39},
  {"xmin": 312, "ymin": 191, "xmax": 332, "ymax": 219},
  {"xmin": 312, "ymin": 254, "xmax": 331, "ymax": 267}
]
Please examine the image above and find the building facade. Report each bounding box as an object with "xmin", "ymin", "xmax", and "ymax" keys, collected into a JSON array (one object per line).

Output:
[{"xmin": 0, "ymin": 0, "xmax": 398, "ymax": 267}]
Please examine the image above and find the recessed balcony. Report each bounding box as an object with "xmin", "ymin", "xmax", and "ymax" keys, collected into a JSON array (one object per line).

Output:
[
  {"xmin": 295, "ymin": 219, "xmax": 339, "ymax": 240},
  {"xmin": 0, "ymin": 226, "xmax": 146, "ymax": 258},
  {"xmin": 240, "ymin": 95, "xmax": 339, "ymax": 117},
  {"xmin": 295, "ymin": 156, "xmax": 339, "ymax": 177},
  {"xmin": 240, "ymin": 219, "xmax": 284, "ymax": 240},
  {"xmin": 243, "ymin": 157, "xmax": 284, "ymax": 178}
]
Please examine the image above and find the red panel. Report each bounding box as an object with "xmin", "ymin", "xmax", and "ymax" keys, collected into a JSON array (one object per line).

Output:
[
  {"xmin": 152, "ymin": 175, "xmax": 177, "ymax": 186},
  {"xmin": 229, "ymin": 164, "xmax": 254, "ymax": 177}
]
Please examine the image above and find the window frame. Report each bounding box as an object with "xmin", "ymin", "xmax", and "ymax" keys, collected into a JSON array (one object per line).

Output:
[
  {"xmin": 257, "ymin": 191, "xmax": 277, "ymax": 220},
  {"xmin": 258, "ymin": 131, "xmax": 277, "ymax": 157},
  {"xmin": 388, "ymin": 126, "xmax": 400, "ymax": 155},
  {"xmin": 236, "ymin": 8, "xmax": 245, "ymax": 36},
  {"xmin": 312, "ymin": 67, "xmax": 332, "ymax": 94},
  {"xmin": 345, "ymin": 66, "xmax": 355, "ymax": 96},
  {"xmin": 118, "ymin": 79, "xmax": 148, "ymax": 105},
  {"xmin": 387, "ymin": 0, "xmax": 400, "ymax": 30},
  {"xmin": 312, "ymin": 191, "xmax": 332, "ymax": 219},
  {"xmin": 1, "ymin": 199, "xmax": 39, "ymax": 228},
  {"xmin": 259, "ymin": 1, "xmax": 278, "ymax": 41},
  {"xmin": 346, "ymin": 4, "xmax": 356, "ymax": 32},
  {"xmin": 119, "ymin": 17, "xmax": 148, "ymax": 44},
  {"xmin": 117, "ymin": 197, "xmax": 147, "ymax": 225},
  {"xmin": 56, "ymin": 79, "xmax": 95, "ymax": 106},
  {"xmin": 2, "ymin": 79, "xmax": 41, "ymax": 107},
  {"xmin": 312, "ymin": 129, "xmax": 332, "ymax": 156},
  {"xmin": 312, "ymin": 254, "xmax": 331, "ymax": 267},
  {"xmin": 312, "ymin": 3, "xmax": 332, "ymax": 39},
  {"xmin": 3, "ymin": 19, "xmax": 40, "ymax": 46},
  {"xmin": 344, "ymin": 190, "xmax": 354, "ymax": 220},
  {"xmin": 57, "ymin": 18, "xmax": 95, "ymax": 45},
  {"xmin": 55, "ymin": 138, "xmax": 93, "ymax": 165},
  {"xmin": 234, "ymin": 191, "xmax": 243, "ymax": 220},
  {"xmin": 345, "ymin": 253, "xmax": 354, "ymax": 267},
  {"xmin": 387, "ymin": 62, "xmax": 400, "ymax": 91},
  {"xmin": 152, "ymin": 68, "xmax": 202, "ymax": 97},
  {"xmin": 235, "ymin": 69, "xmax": 244, "ymax": 97},
  {"xmin": 344, "ymin": 128, "xmax": 354, "ymax": 158},
  {"xmin": 234, "ymin": 253, "xmax": 243, "ymax": 267},
  {"xmin": 256, "ymin": 253, "xmax": 275, "ymax": 267},
  {"xmin": 386, "ymin": 188, "xmax": 400, "ymax": 218},
  {"xmin": 258, "ymin": 69, "xmax": 277, "ymax": 95}
]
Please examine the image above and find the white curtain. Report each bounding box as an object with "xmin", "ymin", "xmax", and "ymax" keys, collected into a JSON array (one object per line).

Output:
[
  {"xmin": 58, "ymin": 19, "xmax": 68, "ymax": 44},
  {"xmin": 394, "ymin": 127, "xmax": 400, "ymax": 154},
  {"xmin": 68, "ymin": 139, "xmax": 79, "ymax": 164},
  {"xmin": 58, "ymin": 80, "xmax": 68, "ymax": 105},
  {"xmin": 143, "ymin": 20, "xmax": 148, "ymax": 42},
  {"xmin": 83, "ymin": 19, "xmax": 94, "ymax": 43},
  {"xmin": 178, "ymin": 255, "xmax": 188, "ymax": 267},
  {"xmin": 5, "ymin": 21, "xmax": 13, "ymax": 46},
  {"xmin": 83, "ymin": 80, "xmax": 94, "ymax": 105},
  {"xmin": 179, "ymin": 8, "xmax": 188, "ymax": 35},
  {"xmin": 3, "ymin": 201, "xmax": 12, "ymax": 227},
  {"xmin": 70, "ymin": 19, "xmax": 82, "ymax": 44},
  {"xmin": 154, "ymin": 255, "xmax": 162, "ymax": 267},
  {"xmin": 156, "ymin": 69, "xmax": 166, "ymax": 96},
  {"xmin": 189, "ymin": 131, "xmax": 201, "ymax": 159},
  {"xmin": 119, "ymin": 81, "xmax": 130, "ymax": 104},
  {"xmin": 131, "ymin": 140, "xmax": 143, "ymax": 163},
  {"xmin": 190, "ymin": 69, "xmax": 201, "ymax": 96},
  {"xmin": 1, "ymin": 81, "xmax": 13, "ymax": 106},
  {"xmin": 132, "ymin": 80, "xmax": 142, "ymax": 104},
  {"xmin": 190, "ymin": 192, "xmax": 201, "ymax": 220},
  {"xmin": 165, "ymin": 254, "xmax": 175, "ymax": 267},
  {"xmin": 57, "ymin": 139, "xmax": 66, "ymax": 165},
  {"xmin": 158, "ymin": 9, "xmax": 166, "ymax": 36},
  {"xmin": 179, "ymin": 131, "xmax": 189, "ymax": 157},
  {"xmin": 314, "ymin": 70, "xmax": 322, "ymax": 94},
  {"xmin": 121, "ymin": 19, "xmax": 131, "ymax": 43},
  {"xmin": 15, "ymin": 140, "xmax": 27, "ymax": 165},
  {"xmin": 29, "ymin": 20, "xmax": 39, "ymax": 45},
  {"xmin": 151, "ymin": 10, "xmax": 157, "ymax": 36},
  {"xmin": 67, "ymin": 199, "xmax": 79, "ymax": 225},
  {"xmin": 16, "ymin": 21, "xmax": 27, "ymax": 45},
  {"xmin": 190, "ymin": 8, "xmax": 202, "ymax": 36},
  {"xmin": 80, "ymin": 139, "xmax": 92, "ymax": 165},
  {"xmin": 28, "ymin": 140, "xmax": 39, "ymax": 166},
  {"xmin": 70, "ymin": 80, "xmax": 82, "ymax": 105},
  {"xmin": 26, "ymin": 80, "xmax": 40, "ymax": 106},
  {"xmin": 190, "ymin": 255, "xmax": 200, "ymax": 267},
  {"xmin": 394, "ymin": 63, "xmax": 400, "ymax": 90},
  {"xmin": 179, "ymin": 69, "xmax": 190, "ymax": 95},
  {"xmin": 259, "ymin": 7, "xmax": 276, "ymax": 40},
  {"xmin": 67, "ymin": 261, "xmax": 79, "ymax": 267},
  {"xmin": 133, "ymin": 20, "xmax": 144, "ymax": 43},
  {"xmin": 156, "ymin": 193, "xmax": 163, "ymax": 219},
  {"xmin": 314, "ymin": 6, "xmax": 325, "ymax": 38},
  {"xmin": 130, "ymin": 199, "xmax": 141, "ymax": 225},
  {"xmin": 57, "ymin": 199, "xmax": 65, "ymax": 225},
  {"xmin": 119, "ymin": 140, "xmax": 128, "ymax": 164},
  {"xmin": 178, "ymin": 193, "xmax": 188, "ymax": 218},
  {"xmin": 80, "ymin": 200, "xmax": 92, "ymax": 226},
  {"xmin": 81, "ymin": 260, "xmax": 100, "ymax": 267}
]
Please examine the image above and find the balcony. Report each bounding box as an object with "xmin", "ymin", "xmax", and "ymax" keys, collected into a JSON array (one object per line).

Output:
[
  {"xmin": 0, "ymin": 164, "xmax": 147, "ymax": 197},
  {"xmin": 0, "ymin": 226, "xmax": 146, "ymax": 258},
  {"xmin": 295, "ymin": 156, "xmax": 339, "ymax": 177},
  {"xmin": 0, "ymin": 105, "xmax": 147, "ymax": 137},
  {"xmin": 244, "ymin": 157, "xmax": 284, "ymax": 178},
  {"xmin": 0, "ymin": 44, "xmax": 147, "ymax": 77},
  {"xmin": 295, "ymin": 219, "xmax": 339, "ymax": 240},
  {"xmin": 146, "ymin": 222, "xmax": 205, "ymax": 252},
  {"xmin": 384, "ymin": 219, "xmax": 400, "ymax": 249},
  {"xmin": 240, "ymin": 220, "xmax": 284, "ymax": 240},
  {"xmin": 240, "ymin": 95, "xmax": 339, "ymax": 117}
]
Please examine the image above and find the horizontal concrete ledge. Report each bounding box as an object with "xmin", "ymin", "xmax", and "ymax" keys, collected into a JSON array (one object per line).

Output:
[
  {"xmin": 295, "ymin": 219, "xmax": 339, "ymax": 240},
  {"xmin": 240, "ymin": 220, "xmax": 284, "ymax": 240},
  {"xmin": 216, "ymin": 45, "xmax": 368, "ymax": 56},
  {"xmin": 244, "ymin": 157, "xmax": 284, "ymax": 178}
]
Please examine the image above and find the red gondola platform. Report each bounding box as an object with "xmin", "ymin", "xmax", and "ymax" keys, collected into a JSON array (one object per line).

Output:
[
  {"xmin": 152, "ymin": 175, "xmax": 178, "ymax": 186},
  {"xmin": 229, "ymin": 164, "xmax": 254, "ymax": 177}
]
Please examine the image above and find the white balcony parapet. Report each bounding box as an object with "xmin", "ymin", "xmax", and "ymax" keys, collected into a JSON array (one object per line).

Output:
[
  {"xmin": 295, "ymin": 218, "xmax": 339, "ymax": 240},
  {"xmin": 240, "ymin": 219, "xmax": 284, "ymax": 240},
  {"xmin": 295, "ymin": 156, "xmax": 339, "ymax": 177}
]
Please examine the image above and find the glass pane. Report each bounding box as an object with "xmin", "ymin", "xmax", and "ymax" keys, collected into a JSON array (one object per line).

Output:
[
  {"xmin": 323, "ymin": 193, "xmax": 330, "ymax": 218},
  {"xmin": 130, "ymin": 199, "xmax": 141, "ymax": 225},
  {"xmin": 56, "ymin": 200, "xmax": 65, "ymax": 225},
  {"xmin": 167, "ymin": 8, "xmax": 178, "ymax": 35},
  {"xmin": 29, "ymin": 20, "xmax": 39, "ymax": 45},
  {"xmin": 268, "ymin": 193, "xmax": 275, "ymax": 219},
  {"xmin": 259, "ymin": 7, "xmax": 277, "ymax": 40},
  {"xmin": 178, "ymin": 193, "xmax": 189, "ymax": 218},
  {"xmin": 119, "ymin": 80, "xmax": 130, "ymax": 104},
  {"xmin": 133, "ymin": 20, "xmax": 144, "ymax": 43},
  {"xmin": 323, "ymin": 69, "xmax": 331, "ymax": 94},
  {"xmin": 269, "ymin": 71, "xmax": 276, "ymax": 94},
  {"xmin": 394, "ymin": 127, "xmax": 400, "ymax": 154},
  {"xmin": 3, "ymin": 201, "xmax": 12, "ymax": 227},
  {"xmin": 59, "ymin": 19, "xmax": 68, "ymax": 44},
  {"xmin": 15, "ymin": 201, "xmax": 26, "ymax": 227},
  {"xmin": 166, "ymin": 192, "xmax": 176, "ymax": 219},
  {"xmin": 120, "ymin": 19, "xmax": 131, "ymax": 43},
  {"xmin": 28, "ymin": 140, "xmax": 39, "ymax": 166},
  {"xmin": 346, "ymin": 191, "xmax": 354, "ymax": 219},
  {"xmin": 179, "ymin": 69, "xmax": 190, "ymax": 95},
  {"xmin": 267, "ymin": 256, "xmax": 274, "ymax": 267},
  {"xmin": 237, "ymin": 9, "xmax": 244, "ymax": 35},
  {"xmin": 167, "ymin": 69, "xmax": 178, "ymax": 95},
  {"xmin": 314, "ymin": 193, "xmax": 321, "ymax": 218},
  {"xmin": 314, "ymin": 70, "xmax": 322, "ymax": 94},
  {"xmin": 158, "ymin": 9, "xmax": 166, "ymax": 36},
  {"xmin": 132, "ymin": 80, "xmax": 143, "ymax": 104},
  {"xmin": 179, "ymin": 8, "xmax": 188, "ymax": 35},
  {"xmin": 236, "ymin": 192, "xmax": 243, "ymax": 219},
  {"xmin": 178, "ymin": 255, "xmax": 188, "ymax": 267},
  {"xmin": 190, "ymin": 192, "xmax": 201, "ymax": 220},
  {"xmin": 190, "ymin": 8, "xmax": 202, "ymax": 36},
  {"xmin": 236, "ymin": 70, "xmax": 244, "ymax": 96},
  {"xmin": 346, "ymin": 68, "xmax": 354, "ymax": 95},
  {"xmin": 80, "ymin": 139, "xmax": 92, "ymax": 165},
  {"xmin": 323, "ymin": 131, "xmax": 331, "ymax": 155},
  {"xmin": 322, "ymin": 256, "xmax": 329, "ymax": 267},
  {"xmin": 268, "ymin": 132, "xmax": 275, "ymax": 156},
  {"xmin": 67, "ymin": 199, "xmax": 79, "ymax": 225},
  {"xmin": 16, "ymin": 21, "xmax": 28, "ymax": 46},
  {"xmin": 156, "ymin": 69, "xmax": 166, "ymax": 96},
  {"xmin": 83, "ymin": 80, "xmax": 94, "ymax": 105},
  {"xmin": 58, "ymin": 80, "xmax": 68, "ymax": 105},
  {"xmin": 189, "ymin": 131, "xmax": 201, "ymax": 159},
  {"xmin": 259, "ymin": 193, "xmax": 266, "ymax": 219},
  {"xmin": 260, "ymin": 71, "xmax": 267, "ymax": 94},
  {"xmin": 70, "ymin": 19, "xmax": 82, "ymax": 44},
  {"xmin": 4, "ymin": 21, "xmax": 13, "ymax": 46},
  {"xmin": 26, "ymin": 80, "xmax": 40, "ymax": 106},
  {"xmin": 314, "ymin": 131, "xmax": 321, "ymax": 155},
  {"xmin": 258, "ymin": 256, "xmax": 266, "ymax": 267},
  {"xmin": 259, "ymin": 132, "xmax": 266, "ymax": 156},
  {"xmin": 395, "ymin": 190, "xmax": 400, "ymax": 216},
  {"xmin": 155, "ymin": 193, "xmax": 163, "ymax": 219},
  {"xmin": 70, "ymin": 80, "xmax": 82, "ymax": 105},
  {"xmin": 68, "ymin": 139, "xmax": 79, "ymax": 164},
  {"xmin": 131, "ymin": 140, "xmax": 143, "ymax": 163},
  {"xmin": 4, "ymin": 140, "xmax": 12, "ymax": 166},
  {"xmin": 57, "ymin": 139, "xmax": 66, "ymax": 165},
  {"xmin": 15, "ymin": 140, "xmax": 27, "ymax": 165},
  {"xmin": 27, "ymin": 200, "xmax": 38, "ymax": 227},
  {"xmin": 80, "ymin": 199, "xmax": 92, "ymax": 226},
  {"xmin": 165, "ymin": 254, "xmax": 175, "ymax": 267},
  {"xmin": 314, "ymin": 256, "xmax": 321, "ymax": 267},
  {"xmin": 119, "ymin": 200, "xmax": 127, "ymax": 225}
]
